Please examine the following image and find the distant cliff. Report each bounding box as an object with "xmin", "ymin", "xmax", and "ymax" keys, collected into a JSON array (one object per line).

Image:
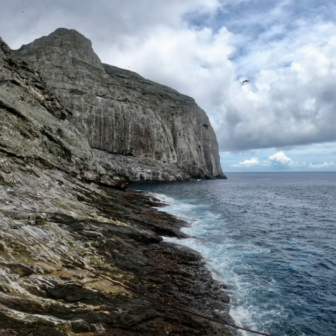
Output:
[{"xmin": 14, "ymin": 28, "xmax": 226, "ymax": 182}]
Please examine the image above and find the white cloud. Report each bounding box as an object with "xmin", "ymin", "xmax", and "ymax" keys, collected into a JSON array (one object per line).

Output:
[
  {"xmin": 0, "ymin": 0, "xmax": 221, "ymax": 50},
  {"xmin": 217, "ymin": 24, "xmax": 336, "ymax": 150},
  {"xmin": 309, "ymin": 162, "xmax": 335, "ymax": 169},
  {"xmin": 232, "ymin": 157, "xmax": 259, "ymax": 167},
  {"xmin": 268, "ymin": 151, "xmax": 293, "ymax": 165},
  {"xmin": 232, "ymin": 151, "xmax": 294, "ymax": 167},
  {"xmin": 231, "ymin": 149, "xmax": 336, "ymax": 170}
]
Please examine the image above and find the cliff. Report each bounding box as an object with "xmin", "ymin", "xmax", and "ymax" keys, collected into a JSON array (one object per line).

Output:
[
  {"xmin": 0, "ymin": 33, "xmax": 234, "ymax": 335},
  {"xmin": 13, "ymin": 28, "xmax": 226, "ymax": 182}
]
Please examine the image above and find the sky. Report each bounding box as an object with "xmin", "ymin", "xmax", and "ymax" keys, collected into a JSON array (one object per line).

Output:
[{"xmin": 1, "ymin": 0, "xmax": 336, "ymax": 172}]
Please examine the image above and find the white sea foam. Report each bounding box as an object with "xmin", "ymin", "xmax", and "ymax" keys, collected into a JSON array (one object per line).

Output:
[
  {"xmin": 158, "ymin": 193, "xmax": 274, "ymax": 336},
  {"xmin": 135, "ymin": 173, "xmax": 336, "ymax": 336},
  {"xmin": 147, "ymin": 192, "xmax": 199, "ymax": 225}
]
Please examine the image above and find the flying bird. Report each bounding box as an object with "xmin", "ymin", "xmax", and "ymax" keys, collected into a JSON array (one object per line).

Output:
[{"xmin": 241, "ymin": 79, "xmax": 250, "ymax": 84}]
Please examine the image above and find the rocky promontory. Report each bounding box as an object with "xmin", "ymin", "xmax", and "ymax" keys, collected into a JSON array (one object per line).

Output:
[
  {"xmin": 13, "ymin": 28, "xmax": 226, "ymax": 183},
  {"xmin": 0, "ymin": 31, "xmax": 233, "ymax": 335}
]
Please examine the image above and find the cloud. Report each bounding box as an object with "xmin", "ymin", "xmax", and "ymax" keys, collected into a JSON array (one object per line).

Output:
[
  {"xmin": 233, "ymin": 151, "xmax": 294, "ymax": 167},
  {"xmin": 0, "ymin": 0, "xmax": 220, "ymax": 49},
  {"xmin": 1, "ymin": 1, "xmax": 336, "ymax": 153},
  {"xmin": 231, "ymin": 150, "xmax": 336, "ymax": 170},
  {"xmin": 268, "ymin": 151, "xmax": 293, "ymax": 165},
  {"xmin": 232, "ymin": 157, "xmax": 259, "ymax": 167},
  {"xmin": 217, "ymin": 20, "xmax": 336, "ymax": 151},
  {"xmin": 309, "ymin": 162, "xmax": 335, "ymax": 169}
]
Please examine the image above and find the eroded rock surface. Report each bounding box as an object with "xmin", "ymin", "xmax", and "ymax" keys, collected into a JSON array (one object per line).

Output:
[
  {"xmin": 0, "ymin": 163, "xmax": 235, "ymax": 335},
  {"xmin": 0, "ymin": 34, "xmax": 234, "ymax": 335},
  {"xmin": 14, "ymin": 28, "xmax": 226, "ymax": 181}
]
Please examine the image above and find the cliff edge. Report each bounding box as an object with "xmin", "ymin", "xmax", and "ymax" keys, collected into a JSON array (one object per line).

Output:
[{"xmin": 14, "ymin": 28, "xmax": 226, "ymax": 182}]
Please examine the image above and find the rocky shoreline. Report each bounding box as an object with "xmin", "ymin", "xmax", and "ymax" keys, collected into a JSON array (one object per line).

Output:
[
  {"xmin": 0, "ymin": 158, "xmax": 235, "ymax": 335},
  {"xmin": 0, "ymin": 30, "xmax": 234, "ymax": 335}
]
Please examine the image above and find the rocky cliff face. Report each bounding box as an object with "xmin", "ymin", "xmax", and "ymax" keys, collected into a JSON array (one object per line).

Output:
[
  {"xmin": 14, "ymin": 28, "xmax": 226, "ymax": 181},
  {"xmin": 0, "ymin": 36, "xmax": 93, "ymax": 177},
  {"xmin": 0, "ymin": 36, "xmax": 233, "ymax": 335}
]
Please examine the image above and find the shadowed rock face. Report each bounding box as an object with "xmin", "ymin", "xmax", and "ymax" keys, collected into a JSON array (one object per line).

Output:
[{"xmin": 14, "ymin": 28, "xmax": 226, "ymax": 181}]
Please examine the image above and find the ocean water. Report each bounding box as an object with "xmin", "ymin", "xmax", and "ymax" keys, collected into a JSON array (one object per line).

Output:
[{"xmin": 132, "ymin": 173, "xmax": 336, "ymax": 336}]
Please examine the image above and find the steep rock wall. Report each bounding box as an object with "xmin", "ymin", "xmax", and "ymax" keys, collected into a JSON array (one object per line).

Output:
[
  {"xmin": 14, "ymin": 28, "xmax": 226, "ymax": 181},
  {"xmin": 0, "ymin": 36, "xmax": 93, "ymax": 176},
  {"xmin": 0, "ymin": 36, "xmax": 234, "ymax": 336},
  {"xmin": 0, "ymin": 37, "xmax": 128, "ymax": 188}
]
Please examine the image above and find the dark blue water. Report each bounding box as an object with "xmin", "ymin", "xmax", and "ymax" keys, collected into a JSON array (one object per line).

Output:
[{"xmin": 132, "ymin": 173, "xmax": 336, "ymax": 336}]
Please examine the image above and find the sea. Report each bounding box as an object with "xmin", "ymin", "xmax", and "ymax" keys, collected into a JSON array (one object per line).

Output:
[{"xmin": 132, "ymin": 172, "xmax": 336, "ymax": 336}]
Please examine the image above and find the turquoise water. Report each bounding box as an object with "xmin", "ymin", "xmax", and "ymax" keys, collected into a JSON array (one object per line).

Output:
[{"xmin": 132, "ymin": 173, "xmax": 336, "ymax": 336}]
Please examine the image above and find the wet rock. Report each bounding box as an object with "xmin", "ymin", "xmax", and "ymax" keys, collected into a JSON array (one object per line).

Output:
[{"xmin": 71, "ymin": 320, "xmax": 91, "ymax": 333}]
